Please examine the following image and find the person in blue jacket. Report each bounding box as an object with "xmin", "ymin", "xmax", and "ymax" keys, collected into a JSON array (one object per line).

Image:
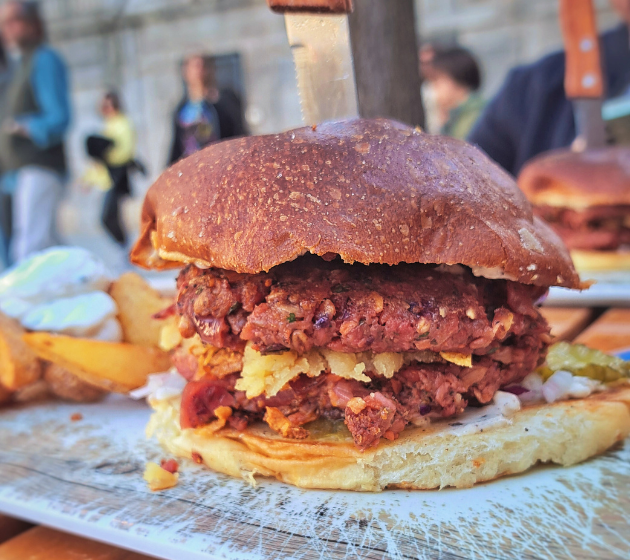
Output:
[
  {"xmin": 0, "ymin": 0, "xmax": 70, "ymax": 263},
  {"xmin": 468, "ymin": 0, "xmax": 630, "ymax": 177},
  {"xmin": 0, "ymin": 42, "xmax": 11, "ymax": 270}
]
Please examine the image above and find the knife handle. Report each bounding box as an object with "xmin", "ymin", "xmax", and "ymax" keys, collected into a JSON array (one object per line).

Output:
[
  {"xmin": 559, "ymin": 0, "xmax": 603, "ymax": 98},
  {"xmin": 267, "ymin": 0, "xmax": 352, "ymax": 13}
]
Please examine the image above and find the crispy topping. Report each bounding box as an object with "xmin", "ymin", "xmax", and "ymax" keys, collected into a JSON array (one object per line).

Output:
[
  {"xmin": 144, "ymin": 462, "xmax": 178, "ymax": 491},
  {"xmin": 264, "ymin": 407, "xmax": 309, "ymax": 439}
]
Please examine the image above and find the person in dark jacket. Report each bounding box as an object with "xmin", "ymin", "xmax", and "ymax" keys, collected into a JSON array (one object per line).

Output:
[
  {"xmin": 468, "ymin": 1, "xmax": 630, "ymax": 177},
  {"xmin": 168, "ymin": 54, "xmax": 246, "ymax": 165}
]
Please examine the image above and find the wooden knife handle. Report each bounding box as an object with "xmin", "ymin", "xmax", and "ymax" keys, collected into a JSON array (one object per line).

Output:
[
  {"xmin": 267, "ymin": 0, "xmax": 352, "ymax": 13},
  {"xmin": 559, "ymin": 0, "xmax": 604, "ymax": 98}
]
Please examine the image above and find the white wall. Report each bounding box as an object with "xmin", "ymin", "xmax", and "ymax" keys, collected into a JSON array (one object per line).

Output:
[
  {"xmin": 39, "ymin": 0, "xmax": 624, "ymax": 243},
  {"xmin": 45, "ymin": 0, "xmax": 302, "ymax": 190}
]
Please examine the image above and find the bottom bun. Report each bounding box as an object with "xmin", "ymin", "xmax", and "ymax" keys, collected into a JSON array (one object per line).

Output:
[
  {"xmin": 147, "ymin": 383, "xmax": 630, "ymax": 491},
  {"xmin": 570, "ymin": 249, "xmax": 630, "ymax": 272}
]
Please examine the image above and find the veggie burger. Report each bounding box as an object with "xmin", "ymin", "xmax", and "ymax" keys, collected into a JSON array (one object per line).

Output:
[
  {"xmin": 131, "ymin": 119, "xmax": 630, "ymax": 490},
  {"xmin": 518, "ymin": 146, "xmax": 630, "ymax": 272}
]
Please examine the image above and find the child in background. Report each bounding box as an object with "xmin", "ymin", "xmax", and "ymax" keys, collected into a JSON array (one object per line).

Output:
[
  {"xmin": 82, "ymin": 91, "xmax": 136, "ymax": 247},
  {"xmin": 422, "ymin": 46, "xmax": 485, "ymax": 140}
]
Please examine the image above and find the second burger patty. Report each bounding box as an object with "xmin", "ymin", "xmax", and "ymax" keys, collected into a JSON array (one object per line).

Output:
[
  {"xmin": 173, "ymin": 257, "xmax": 551, "ymax": 449},
  {"xmin": 535, "ymin": 204, "xmax": 630, "ymax": 251}
]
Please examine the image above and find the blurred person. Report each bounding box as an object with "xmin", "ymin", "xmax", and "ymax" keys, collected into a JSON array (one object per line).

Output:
[
  {"xmin": 83, "ymin": 91, "xmax": 138, "ymax": 247},
  {"xmin": 169, "ymin": 54, "xmax": 246, "ymax": 164},
  {"xmin": 422, "ymin": 46, "xmax": 485, "ymax": 140},
  {"xmin": 418, "ymin": 43, "xmax": 441, "ymax": 134},
  {"xmin": 0, "ymin": 42, "xmax": 10, "ymax": 270},
  {"xmin": 0, "ymin": 0, "xmax": 70, "ymax": 263},
  {"xmin": 469, "ymin": 0, "xmax": 630, "ymax": 176},
  {"xmin": 0, "ymin": 34, "xmax": 9, "ymax": 94}
]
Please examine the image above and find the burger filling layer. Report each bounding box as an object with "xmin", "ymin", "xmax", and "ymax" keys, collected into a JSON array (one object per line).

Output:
[
  {"xmin": 172, "ymin": 257, "xmax": 550, "ymax": 450},
  {"xmin": 535, "ymin": 204, "xmax": 630, "ymax": 251}
]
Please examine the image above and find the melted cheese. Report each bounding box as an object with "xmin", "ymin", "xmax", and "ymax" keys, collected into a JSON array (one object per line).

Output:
[
  {"xmin": 143, "ymin": 462, "xmax": 178, "ymax": 491},
  {"xmin": 160, "ymin": 320, "xmax": 183, "ymax": 351},
  {"xmin": 235, "ymin": 343, "xmax": 444, "ymax": 399}
]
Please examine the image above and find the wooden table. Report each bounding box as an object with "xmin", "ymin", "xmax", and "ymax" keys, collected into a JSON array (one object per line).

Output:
[
  {"xmin": 0, "ymin": 525, "xmax": 155, "ymax": 559},
  {"xmin": 574, "ymin": 308, "xmax": 630, "ymax": 352},
  {"xmin": 0, "ymin": 307, "xmax": 628, "ymax": 560},
  {"xmin": 539, "ymin": 307, "xmax": 595, "ymax": 341}
]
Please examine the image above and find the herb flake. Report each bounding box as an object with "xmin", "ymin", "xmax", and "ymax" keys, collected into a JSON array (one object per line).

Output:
[
  {"xmin": 332, "ymin": 284, "xmax": 350, "ymax": 293},
  {"xmin": 228, "ymin": 302, "xmax": 241, "ymax": 315},
  {"xmin": 287, "ymin": 313, "xmax": 297, "ymax": 323}
]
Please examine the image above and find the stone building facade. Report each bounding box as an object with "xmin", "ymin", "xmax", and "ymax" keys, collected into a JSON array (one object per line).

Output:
[{"xmin": 39, "ymin": 0, "xmax": 621, "ymax": 245}]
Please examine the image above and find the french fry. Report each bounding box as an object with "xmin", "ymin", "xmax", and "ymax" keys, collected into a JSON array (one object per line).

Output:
[
  {"xmin": 43, "ymin": 362, "xmax": 106, "ymax": 403},
  {"xmin": 109, "ymin": 272, "xmax": 175, "ymax": 348},
  {"xmin": 0, "ymin": 383, "xmax": 12, "ymax": 405},
  {"xmin": 12, "ymin": 380, "xmax": 50, "ymax": 403},
  {"xmin": 0, "ymin": 312, "xmax": 42, "ymax": 390},
  {"xmin": 23, "ymin": 333, "xmax": 172, "ymax": 393}
]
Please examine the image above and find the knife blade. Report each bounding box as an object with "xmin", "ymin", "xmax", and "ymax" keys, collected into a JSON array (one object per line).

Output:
[
  {"xmin": 559, "ymin": 0, "xmax": 607, "ymax": 150},
  {"xmin": 267, "ymin": 0, "xmax": 358, "ymax": 126}
]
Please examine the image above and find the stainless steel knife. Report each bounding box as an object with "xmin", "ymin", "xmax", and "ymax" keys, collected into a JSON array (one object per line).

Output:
[{"xmin": 267, "ymin": 0, "xmax": 358, "ymax": 126}]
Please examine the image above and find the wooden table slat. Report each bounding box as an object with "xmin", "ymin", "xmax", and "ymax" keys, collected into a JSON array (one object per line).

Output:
[
  {"xmin": 0, "ymin": 515, "xmax": 31, "ymax": 546},
  {"xmin": 574, "ymin": 308, "xmax": 630, "ymax": 352},
  {"xmin": 540, "ymin": 307, "xmax": 594, "ymax": 341},
  {"xmin": 0, "ymin": 526, "xmax": 156, "ymax": 560}
]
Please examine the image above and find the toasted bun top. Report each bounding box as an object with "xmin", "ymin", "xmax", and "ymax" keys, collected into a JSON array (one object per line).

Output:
[
  {"xmin": 518, "ymin": 147, "xmax": 630, "ymax": 209},
  {"xmin": 130, "ymin": 118, "xmax": 579, "ymax": 289}
]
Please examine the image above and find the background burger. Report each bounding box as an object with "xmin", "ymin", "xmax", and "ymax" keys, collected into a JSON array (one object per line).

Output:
[
  {"xmin": 518, "ymin": 147, "xmax": 630, "ymax": 272},
  {"xmin": 131, "ymin": 119, "xmax": 630, "ymax": 491}
]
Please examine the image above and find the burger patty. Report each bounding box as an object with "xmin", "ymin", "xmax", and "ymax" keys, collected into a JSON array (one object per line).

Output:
[
  {"xmin": 174, "ymin": 257, "xmax": 551, "ymax": 449},
  {"xmin": 179, "ymin": 339, "xmax": 546, "ymax": 450},
  {"xmin": 535, "ymin": 205, "xmax": 630, "ymax": 251},
  {"xmin": 176, "ymin": 257, "xmax": 547, "ymax": 356}
]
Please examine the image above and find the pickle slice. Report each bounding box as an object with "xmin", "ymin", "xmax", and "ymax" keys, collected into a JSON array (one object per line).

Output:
[{"xmin": 538, "ymin": 341, "xmax": 630, "ymax": 382}]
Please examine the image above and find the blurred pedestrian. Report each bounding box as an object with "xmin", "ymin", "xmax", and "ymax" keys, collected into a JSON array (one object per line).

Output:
[
  {"xmin": 418, "ymin": 43, "xmax": 441, "ymax": 134},
  {"xmin": 421, "ymin": 46, "xmax": 485, "ymax": 140},
  {"xmin": 0, "ymin": 0, "xmax": 70, "ymax": 263},
  {"xmin": 0, "ymin": 36, "xmax": 9, "ymax": 95},
  {"xmin": 0, "ymin": 42, "xmax": 11, "ymax": 270},
  {"xmin": 83, "ymin": 91, "xmax": 138, "ymax": 247},
  {"xmin": 169, "ymin": 54, "xmax": 246, "ymax": 164},
  {"xmin": 469, "ymin": 0, "xmax": 630, "ymax": 176}
]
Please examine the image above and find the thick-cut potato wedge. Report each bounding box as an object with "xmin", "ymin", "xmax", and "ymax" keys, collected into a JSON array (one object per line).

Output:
[
  {"xmin": 43, "ymin": 362, "xmax": 106, "ymax": 403},
  {"xmin": 0, "ymin": 312, "xmax": 42, "ymax": 390},
  {"xmin": 109, "ymin": 272, "xmax": 175, "ymax": 348},
  {"xmin": 12, "ymin": 380, "xmax": 50, "ymax": 403},
  {"xmin": 0, "ymin": 383, "xmax": 12, "ymax": 405},
  {"xmin": 23, "ymin": 333, "xmax": 171, "ymax": 393}
]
